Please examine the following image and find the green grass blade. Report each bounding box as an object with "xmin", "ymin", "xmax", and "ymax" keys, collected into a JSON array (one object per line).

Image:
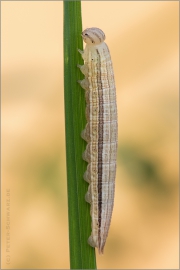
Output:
[{"xmin": 63, "ymin": 1, "xmax": 97, "ymax": 269}]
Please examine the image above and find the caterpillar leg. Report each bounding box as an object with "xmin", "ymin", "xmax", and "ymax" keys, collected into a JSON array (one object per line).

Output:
[
  {"xmin": 81, "ymin": 123, "xmax": 90, "ymax": 142},
  {"xmin": 88, "ymin": 235, "xmax": 97, "ymax": 248},
  {"xmin": 78, "ymin": 49, "xmax": 84, "ymax": 54},
  {"xmin": 83, "ymin": 170, "xmax": 90, "ymax": 183},
  {"xmin": 77, "ymin": 64, "xmax": 88, "ymax": 76},
  {"xmin": 77, "ymin": 78, "xmax": 89, "ymax": 91},
  {"xmin": 78, "ymin": 48, "xmax": 85, "ymax": 60},
  {"xmin": 85, "ymin": 187, "xmax": 92, "ymax": 203}
]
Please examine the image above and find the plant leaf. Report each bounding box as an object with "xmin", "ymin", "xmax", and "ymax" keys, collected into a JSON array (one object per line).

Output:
[{"xmin": 63, "ymin": 1, "xmax": 97, "ymax": 269}]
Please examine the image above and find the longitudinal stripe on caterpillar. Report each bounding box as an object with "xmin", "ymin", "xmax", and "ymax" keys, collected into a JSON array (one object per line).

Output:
[{"xmin": 78, "ymin": 27, "xmax": 118, "ymax": 254}]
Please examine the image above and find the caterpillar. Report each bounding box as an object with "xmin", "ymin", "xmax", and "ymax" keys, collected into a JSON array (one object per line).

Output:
[{"xmin": 78, "ymin": 27, "xmax": 118, "ymax": 254}]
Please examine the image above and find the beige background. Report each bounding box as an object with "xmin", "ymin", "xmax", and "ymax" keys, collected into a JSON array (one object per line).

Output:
[{"xmin": 1, "ymin": 1, "xmax": 179, "ymax": 269}]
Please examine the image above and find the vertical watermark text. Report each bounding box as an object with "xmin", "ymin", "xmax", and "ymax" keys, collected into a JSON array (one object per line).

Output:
[{"xmin": 6, "ymin": 188, "xmax": 11, "ymax": 265}]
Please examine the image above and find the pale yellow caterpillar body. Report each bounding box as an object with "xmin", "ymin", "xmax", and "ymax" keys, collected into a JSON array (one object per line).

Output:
[{"xmin": 78, "ymin": 27, "xmax": 118, "ymax": 254}]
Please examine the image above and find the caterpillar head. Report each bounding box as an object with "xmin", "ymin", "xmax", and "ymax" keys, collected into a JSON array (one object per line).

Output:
[{"xmin": 82, "ymin": 27, "xmax": 106, "ymax": 45}]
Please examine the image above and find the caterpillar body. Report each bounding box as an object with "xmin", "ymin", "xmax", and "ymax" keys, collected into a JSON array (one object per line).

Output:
[{"xmin": 78, "ymin": 27, "xmax": 118, "ymax": 254}]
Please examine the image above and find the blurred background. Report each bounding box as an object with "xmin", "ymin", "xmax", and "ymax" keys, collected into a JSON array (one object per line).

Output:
[{"xmin": 1, "ymin": 1, "xmax": 179, "ymax": 269}]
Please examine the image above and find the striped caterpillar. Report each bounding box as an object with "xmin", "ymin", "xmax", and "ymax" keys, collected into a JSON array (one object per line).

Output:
[{"xmin": 78, "ymin": 27, "xmax": 118, "ymax": 254}]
